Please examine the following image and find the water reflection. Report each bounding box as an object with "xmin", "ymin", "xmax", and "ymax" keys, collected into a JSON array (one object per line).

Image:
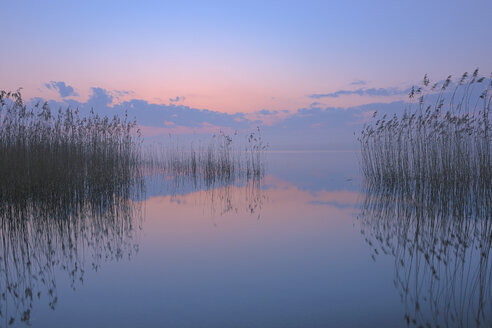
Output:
[
  {"xmin": 0, "ymin": 183, "xmax": 143, "ymax": 327},
  {"xmin": 11, "ymin": 149, "xmax": 490, "ymax": 327},
  {"xmin": 180, "ymin": 180, "xmax": 266, "ymax": 219},
  {"xmin": 359, "ymin": 184, "xmax": 492, "ymax": 327},
  {"xmin": 2, "ymin": 151, "xmax": 419, "ymax": 327},
  {"xmin": 0, "ymin": 165, "xmax": 267, "ymax": 326},
  {"xmin": 146, "ymin": 173, "xmax": 267, "ymax": 219}
]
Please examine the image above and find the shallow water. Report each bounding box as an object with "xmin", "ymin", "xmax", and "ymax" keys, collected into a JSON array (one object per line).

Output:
[{"xmin": 2, "ymin": 151, "xmax": 491, "ymax": 327}]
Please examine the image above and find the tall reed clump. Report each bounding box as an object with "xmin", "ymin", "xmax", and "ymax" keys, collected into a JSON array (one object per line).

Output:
[
  {"xmin": 144, "ymin": 127, "xmax": 267, "ymax": 188},
  {"xmin": 0, "ymin": 90, "xmax": 144, "ymax": 326},
  {"xmin": 359, "ymin": 69, "xmax": 492, "ymax": 209},
  {"xmin": 357, "ymin": 70, "xmax": 492, "ymax": 327},
  {"xmin": 0, "ymin": 89, "xmax": 143, "ymax": 211}
]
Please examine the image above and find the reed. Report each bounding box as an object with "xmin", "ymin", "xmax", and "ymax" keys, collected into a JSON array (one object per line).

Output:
[
  {"xmin": 143, "ymin": 127, "xmax": 267, "ymax": 188},
  {"xmin": 358, "ymin": 70, "xmax": 492, "ymax": 326},
  {"xmin": 358, "ymin": 69, "xmax": 492, "ymax": 202},
  {"xmin": 0, "ymin": 89, "xmax": 143, "ymax": 209}
]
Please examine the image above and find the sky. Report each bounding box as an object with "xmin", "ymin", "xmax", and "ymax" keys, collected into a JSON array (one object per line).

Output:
[{"xmin": 1, "ymin": 0, "xmax": 491, "ymax": 149}]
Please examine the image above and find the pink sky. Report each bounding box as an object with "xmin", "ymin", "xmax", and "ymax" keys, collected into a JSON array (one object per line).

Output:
[{"xmin": 1, "ymin": 1, "xmax": 490, "ymax": 115}]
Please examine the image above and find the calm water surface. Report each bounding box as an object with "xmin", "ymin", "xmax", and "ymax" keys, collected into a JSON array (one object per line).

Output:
[{"xmin": 2, "ymin": 151, "xmax": 491, "ymax": 327}]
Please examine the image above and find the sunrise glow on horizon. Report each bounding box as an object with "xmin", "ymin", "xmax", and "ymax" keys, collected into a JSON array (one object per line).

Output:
[{"xmin": 1, "ymin": 1, "xmax": 491, "ymax": 115}]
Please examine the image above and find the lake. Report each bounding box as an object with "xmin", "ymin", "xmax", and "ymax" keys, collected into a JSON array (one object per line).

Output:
[{"xmin": 1, "ymin": 151, "xmax": 490, "ymax": 327}]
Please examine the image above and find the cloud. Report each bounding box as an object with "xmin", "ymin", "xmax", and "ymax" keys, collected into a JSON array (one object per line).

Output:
[
  {"xmin": 87, "ymin": 87, "xmax": 114, "ymax": 107},
  {"xmin": 308, "ymin": 87, "xmax": 411, "ymax": 99},
  {"xmin": 257, "ymin": 109, "xmax": 278, "ymax": 116},
  {"xmin": 32, "ymin": 85, "xmax": 411, "ymax": 150},
  {"xmin": 244, "ymin": 109, "xmax": 292, "ymax": 126},
  {"xmin": 42, "ymin": 87, "xmax": 251, "ymax": 134},
  {"xmin": 45, "ymin": 81, "xmax": 78, "ymax": 98},
  {"xmin": 169, "ymin": 96, "xmax": 186, "ymax": 103},
  {"xmin": 349, "ymin": 80, "xmax": 367, "ymax": 86},
  {"xmin": 34, "ymin": 82, "xmax": 469, "ymax": 151},
  {"xmin": 112, "ymin": 90, "xmax": 132, "ymax": 97}
]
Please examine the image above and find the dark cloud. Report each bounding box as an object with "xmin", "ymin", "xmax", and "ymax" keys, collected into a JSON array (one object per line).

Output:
[
  {"xmin": 41, "ymin": 87, "xmax": 249, "ymax": 131},
  {"xmin": 87, "ymin": 87, "xmax": 114, "ymax": 107},
  {"xmin": 257, "ymin": 109, "xmax": 278, "ymax": 116},
  {"xmin": 45, "ymin": 81, "xmax": 78, "ymax": 98},
  {"xmin": 308, "ymin": 87, "xmax": 411, "ymax": 99},
  {"xmin": 169, "ymin": 96, "xmax": 186, "ymax": 103}
]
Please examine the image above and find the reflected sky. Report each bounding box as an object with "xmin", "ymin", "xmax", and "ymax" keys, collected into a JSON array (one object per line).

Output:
[{"xmin": 3, "ymin": 151, "xmax": 490, "ymax": 327}]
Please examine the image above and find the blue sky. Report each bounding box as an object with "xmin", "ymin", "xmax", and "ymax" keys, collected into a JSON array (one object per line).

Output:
[{"xmin": 1, "ymin": 1, "xmax": 491, "ymax": 148}]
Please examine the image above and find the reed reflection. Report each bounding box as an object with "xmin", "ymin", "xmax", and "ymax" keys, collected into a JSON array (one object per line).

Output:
[
  {"xmin": 359, "ymin": 183, "xmax": 492, "ymax": 327},
  {"xmin": 146, "ymin": 172, "xmax": 267, "ymax": 219},
  {"xmin": 0, "ymin": 183, "xmax": 143, "ymax": 327}
]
